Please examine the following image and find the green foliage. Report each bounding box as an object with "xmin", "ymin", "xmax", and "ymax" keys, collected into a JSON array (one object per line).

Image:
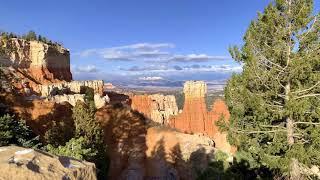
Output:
[
  {"xmin": 0, "ymin": 30, "xmax": 60, "ymax": 45},
  {"xmin": 46, "ymin": 137, "xmax": 96, "ymax": 160},
  {"xmin": 225, "ymin": 0, "xmax": 320, "ymax": 177},
  {"xmin": 197, "ymin": 151, "xmax": 275, "ymax": 180},
  {"xmin": 84, "ymin": 88, "xmax": 96, "ymax": 112},
  {"xmin": 24, "ymin": 30, "xmax": 37, "ymax": 41},
  {"xmin": 44, "ymin": 120, "xmax": 75, "ymax": 148},
  {"xmin": 46, "ymin": 101, "xmax": 108, "ymax": 179},
  {"xmin": 0, "ymin": 114, "xmax": 41, "ymax": 148}
]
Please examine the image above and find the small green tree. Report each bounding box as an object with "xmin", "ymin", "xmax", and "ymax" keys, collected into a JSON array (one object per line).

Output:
[
  {"xmin": 225, "ymin": 0, "xmax": 319, "ymax": 179},
  {"xmin": 0, "ymin": 114, "xmax": 40, "ymax": 148},
  {"xmin": 44, "ymin": 120, "xmax": 74, "ymax": 148},
  {"xmin": 24, "ymin": 30, "xmax": 37, "ymax": 41},
  {"xmin": 45, "ymin": 101, "xmax": 106, "ymax": 179}
]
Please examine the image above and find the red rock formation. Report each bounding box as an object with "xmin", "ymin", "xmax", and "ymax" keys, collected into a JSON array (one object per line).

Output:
[
  {"xmin": 169, "ymin": 81, "xmax": 235, "ymax": 154},
  {"xmin": 169, "ymin": 81, "xmax": 208, "ymax": 133},
  {"xmin": 131, "ymin": 95, "xmax": 153, "ymax": 120},
  {"xmin": 130, "ymin": 94, "xmax": 178, "ymax": 124}
]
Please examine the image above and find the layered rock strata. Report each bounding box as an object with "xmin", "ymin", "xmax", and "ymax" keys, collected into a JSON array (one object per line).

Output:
[
  {"xmin": 131, "ymin": 94, "xmax": 178, "ymax": 124},
  {"xmin": 0, "ymin": 38, "xmax": 72, "ymax": 83},
  {"xmin": 169, "ymin": 81, "xmax": 235, "ymax": 154},
  {"xmin": 46, "ymin": 93, "xmax": 109, "ymax": 108},
  {"xmin": 39, "ymin": 80, "xmax": 104, "ymax": 96},
  {"xmin": 0, "ymin": 146, "xmax": 96, "ymax": 180}
]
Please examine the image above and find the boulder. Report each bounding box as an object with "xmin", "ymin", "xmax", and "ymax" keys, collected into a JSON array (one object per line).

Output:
[{"xmin": 0, "ymin": 146, "xmax": 96, "ymax": 180}]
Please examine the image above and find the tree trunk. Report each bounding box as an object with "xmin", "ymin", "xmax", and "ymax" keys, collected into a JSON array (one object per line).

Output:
[{"xmin": 285, "ymin": 83, "xmax": 301, "ymax": 179}]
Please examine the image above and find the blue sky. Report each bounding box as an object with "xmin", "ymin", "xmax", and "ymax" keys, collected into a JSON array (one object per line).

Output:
[{"xmin": 1, "ymin": 0, "xmax": 319, "ymax": 88}]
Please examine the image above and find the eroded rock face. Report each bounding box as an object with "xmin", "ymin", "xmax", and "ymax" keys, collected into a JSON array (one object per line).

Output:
[
  {"xmin": 169, "ymin": 81, "xmax": 209, "ymax": 133},
  {"xmin": 47, "ymin": 94, "xmax": 85, "ymax": 106},
  {"xmin": 169, "ymin": 81, "xmax": 235, "ymax": 154},
  {"xmin": 45, "ymin": 93, "xmax": 109, "ymax": 108},
  {"xmin": 131, "ymin": 94, "xmax": 178, "ymax": 124},
  {"xmin": 0, "ymin": 146, "xmax": 96, "ymax": 180},
  {"xmin": 39, "ymin": 80, "xmax": 104, "ymax": 96},
  {"xmin": 0, "ymin": 38, "xmax": 72, "ymax": 83}
]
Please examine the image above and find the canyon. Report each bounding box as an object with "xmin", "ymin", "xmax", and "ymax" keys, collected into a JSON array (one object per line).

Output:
[{"xmin": 0, "ymin": 37, "xmax": 235, "ymax": 179}]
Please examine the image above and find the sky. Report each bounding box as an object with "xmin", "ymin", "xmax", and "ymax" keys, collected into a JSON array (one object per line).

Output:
[{"xmin": 1, "ymin": 0, "xmax": 319, "ymax": 88}]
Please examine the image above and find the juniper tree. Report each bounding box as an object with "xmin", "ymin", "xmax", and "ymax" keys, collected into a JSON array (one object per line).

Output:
[{"xmin": 225, "ymin": 0, "xmax": 319, "ymax": 179}]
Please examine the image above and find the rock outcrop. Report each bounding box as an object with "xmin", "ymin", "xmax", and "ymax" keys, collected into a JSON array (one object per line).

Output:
[
  {"xmin": 131, "ymin": 94, "xmax": 178, "ymax": 124},
  {"xmin": 39, "ymin": 80, "xmax": 104, "ymax": 96},
  {"xmin": 47, "ymin": 94, "xmax": 85, "ymax": 106},
  {"xmin": 0, "ymin": 38, "xmax": 72, "ymax": 83},
  {"xmin": 46, "ymin": 93, "xmax": 109, "ymax": 108},
  {"xmin": 94, "ymin": 94, "xmax": 110, "ymax": 109},
  {"xmin": 169, "ymin": 81, "xmax": 235, "ymax": 154},
  {"xmin": 0, "ymin": 146, "xmax": 96, "ymax": 180}
]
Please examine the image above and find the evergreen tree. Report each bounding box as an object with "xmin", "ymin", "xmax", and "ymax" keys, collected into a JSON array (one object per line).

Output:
[
  {"xmin": 0, "ymin": 114, "xmax": 41, "ymax": 148},
  {"xmin": 24, "ymin": 30, "xmax": 37, "ymax": 41},
  {"xmin": 46, "ymin": 137, "xmax": 96, "ymax": 160},
  {"xmin": 225, "ymin": 0, "xmax": 319, "ymax": 179}
]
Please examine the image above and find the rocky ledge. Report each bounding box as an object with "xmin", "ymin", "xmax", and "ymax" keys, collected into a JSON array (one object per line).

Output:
[{"xmin": 0, "ymin": 146, "xmax": 96, "ymax": 180}]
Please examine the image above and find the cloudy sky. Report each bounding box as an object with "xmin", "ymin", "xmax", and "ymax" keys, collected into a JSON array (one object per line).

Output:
[{"xmin": 1, "ymin": 0, "xmax": 319, "ymax": 88}]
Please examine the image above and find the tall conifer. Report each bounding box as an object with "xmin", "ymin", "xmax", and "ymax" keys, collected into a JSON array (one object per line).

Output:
[{"xmin": 225, "ymin": 0, "xmax": 319, "ymax": 178}]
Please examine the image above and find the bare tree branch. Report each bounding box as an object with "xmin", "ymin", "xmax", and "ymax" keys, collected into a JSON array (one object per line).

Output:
[
  {"xmin": 292, "ymin": 81, "xmax": 320, "ymax": 94},
  {"xmin": 294, "ymin": 93, "xmax": 320, "ymax": 100}
]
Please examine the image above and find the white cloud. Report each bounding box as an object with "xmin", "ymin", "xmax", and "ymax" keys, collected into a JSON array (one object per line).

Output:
[
  {"xmin": 121, "ymin": 64, "xmax": 242, "ymax": 73},
  {"xmin": 73, "ymin": 65, "xmax": 98, "ymax": 73},
  {"xmin": 77, "ymin": 43, "xmax": 230, "ymax": 62},
  {"xmin": 138, "ymin": 76, "xmax": 164, "ymax": 81}
]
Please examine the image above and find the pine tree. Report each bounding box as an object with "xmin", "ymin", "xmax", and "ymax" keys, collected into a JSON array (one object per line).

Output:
[
  {"xmin": 225, "ymin": 0, "xmax": 319, "ymax": 179},
  {"xmin": 25, "ymin": 30, "xmax": 37, "ymax": 41},
  {"xmin": 0, "ymin": 114, "xmax": 41, "ymax": 148}
]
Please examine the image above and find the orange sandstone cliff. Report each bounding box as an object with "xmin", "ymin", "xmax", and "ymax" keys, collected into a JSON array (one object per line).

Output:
[
  {"xmin": 0, "ymin": 38, "xmax": 72, "ymax": 84},
  {"xmin": 131, "ymin": 94, "xmax": 178, "ymax": 124},
  {"xmin": 169, "ymin": 81, "xmax": 235, "ymax": 154}
]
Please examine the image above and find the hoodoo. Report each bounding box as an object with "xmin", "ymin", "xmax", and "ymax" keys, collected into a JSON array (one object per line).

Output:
[{"xmin": 169, "ymin": 81, "xmax": 235, "ymax": 154}]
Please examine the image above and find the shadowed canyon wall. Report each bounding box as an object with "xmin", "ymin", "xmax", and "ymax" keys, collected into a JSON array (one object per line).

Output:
[{"xmin": 95, "ymin": 104, "xmax": 217, "ymax": 180}]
